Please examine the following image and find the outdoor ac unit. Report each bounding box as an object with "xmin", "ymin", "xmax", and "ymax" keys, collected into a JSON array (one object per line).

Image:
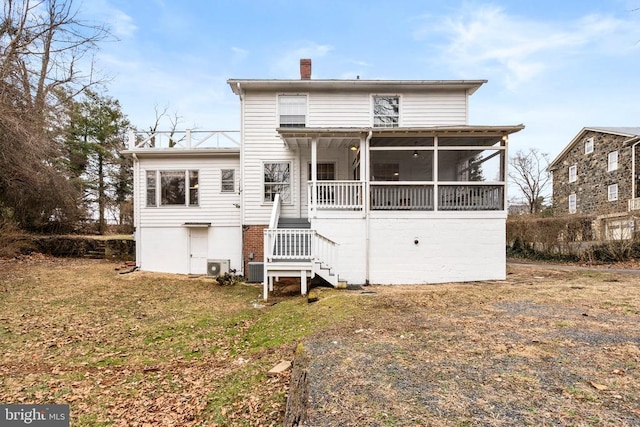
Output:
[{"xmin": 206, "ymin": 259, "xmax": 230, "ymax": 277}]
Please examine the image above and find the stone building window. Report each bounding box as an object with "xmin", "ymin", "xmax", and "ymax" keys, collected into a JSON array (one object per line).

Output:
[
  {"xmin": 568, "ymin": 164, "xmax": 577, "ymax": 183},
  {"xmin": 608, "ymin": 184, "xmax": 618, "ymax": 202},
  {"xmin": 608, "ymin": 151, "xmax": 618, "ymax": 172},
  {"xmin": 568, "ymin": 193, "xmax": 577, "ymax": 214},
  {"xmin": 585, "ymin": 137, "xmax": 594, "ymax": 154}
]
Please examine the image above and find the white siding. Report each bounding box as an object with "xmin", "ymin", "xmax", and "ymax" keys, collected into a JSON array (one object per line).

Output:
[
  {"xmin": 402, "ymin": 91, "xmax": 468, "ymax": 126},
  {"xmin": 137, "ymin": 156, "xmax": 241, "ymax": 227},
  {"xmin": 243, "ymin": 92, "xmax": 298, "ymax": 224},
  {"xmin": 313, "ymin": 213, "xmax": 506, "ymax": 284},
  {"xmin": 307, "ymin": 93, "xmax": 371, "ymax": 127}
]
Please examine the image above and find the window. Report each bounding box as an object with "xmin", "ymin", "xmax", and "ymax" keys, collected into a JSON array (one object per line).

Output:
[
  {"xmin": 146, "ymin": 170, "xmax": 198, "ymax": 207},
  {"xmin": 146, "ymin": 171, "xmax": 157, "ymax": 207},
  {"xmin": 278, "ymin": 95, "xmax": 306, "ymax": 127},
  {"xmin": 608, "ymin": 151, "xmax": 618, "ymax": 172},
  {"xmin": 585, "ymin": 137, "xmax": 594, "ymax": 154},
  {"xmin": 308, "ymin": 163, "xmax": 335, "ymax": 181},
  {"xmin": 264, "ymin": 162, "xmax": 291, "ymax": 203},
  {"xmin": 568, "ymin": 164, "xmax": 577, "ymax": 183},
  {"xmin": 188, "ymin": 170, "xmax": 199, "ymax": 206},
  {"xmin": 568, "ymin": 193, "xmax": 577, "ymax": 214},
  {"xmin": 221, "ymin": 169, "xmax": 235, "ymax": 192},
  {"xmin": 373, "ymin": 96, "xmax": 399, "ymax": 127},
  {"xmin": 608, "ymin": 184, "xmax": 618, "ymax": 201}
]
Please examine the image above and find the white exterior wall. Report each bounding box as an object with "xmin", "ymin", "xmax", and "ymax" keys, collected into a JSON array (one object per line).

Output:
[
  {"xmin": 313, "ymin": 213, "xmax": 506, "ymax": 285},
  {"xmin": 134, "ymin": 155, "xmax": 243, "ymax": 274},
  {"xmin": 402, "ymin": 91, "xmax": 468, "ymax": 126},
  {"xmin": 241, "ymin": 88, "xmax": 470, "ymax": 224}
]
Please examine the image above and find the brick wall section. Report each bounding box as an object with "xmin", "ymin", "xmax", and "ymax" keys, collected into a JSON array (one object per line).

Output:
[
  {"xmin": 242, "ymin": 225, "xmax": 268, "ymax": 274},
  {"xmin": 552, "ymin": 130, "xmax": 636, "ymax": 216}
]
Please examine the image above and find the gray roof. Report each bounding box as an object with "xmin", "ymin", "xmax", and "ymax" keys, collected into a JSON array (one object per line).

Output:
[
  {"xmin": 549, "ymin": 126, "xmax": 640, "ymax": 169},
  {"xmin": 586, "ymin": 127, "xmax": 640, "ymax": 137}
]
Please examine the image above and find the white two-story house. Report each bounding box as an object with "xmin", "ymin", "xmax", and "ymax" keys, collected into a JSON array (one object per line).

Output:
[{"xmin": 125, "ymin": 59, "xmax": 524, "ymax": 299}]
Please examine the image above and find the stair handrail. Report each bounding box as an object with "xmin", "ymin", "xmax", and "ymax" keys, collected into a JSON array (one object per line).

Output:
[{"xmin": 268, "ymin": 193, "xmax": 281, "ymax": 229}]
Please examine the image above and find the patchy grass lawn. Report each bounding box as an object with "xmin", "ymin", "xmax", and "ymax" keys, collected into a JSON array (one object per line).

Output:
[{"xmin": 1, "ymin": 258, "xmax": 639, "ymax": 426}]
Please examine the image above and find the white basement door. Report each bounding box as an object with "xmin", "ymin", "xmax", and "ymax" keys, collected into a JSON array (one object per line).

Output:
[{"xmin": 189, "ymin": 228, "xmax": 209, "ymax": 274}]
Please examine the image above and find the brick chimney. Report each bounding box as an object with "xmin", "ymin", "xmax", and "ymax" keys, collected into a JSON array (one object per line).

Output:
[{"xmin": 300, "ymin": 58, "xmax": 311, "ymax": 80}]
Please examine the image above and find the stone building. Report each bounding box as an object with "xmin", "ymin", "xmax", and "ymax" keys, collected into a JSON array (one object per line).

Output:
[{"xmin": 549, "ymin": 127, "xmax": 640, "ymax": 239}]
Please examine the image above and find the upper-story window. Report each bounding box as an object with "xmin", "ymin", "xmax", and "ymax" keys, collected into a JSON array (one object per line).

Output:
[
  {"xmin": 584, "ymin": 137, "xmax": 594, "ymax": 154},
  {"xmin": 568, "ymin": 164, "xmax": 577, "ymax": 183},
  {"xmin": 608, "ymin": 151, "xmax": 618, "ymax": 172},
  {"xmin": 278, "ymin": 95, "xmax": 306, "ymax": 127},
  {"xmin": 568, "ymin": 193, "xmax": 577, "ymax": 214},
  {"xmin": 146, "ymin": 170, "xmax": 199, "ymax": 207},
  {"xmin": 373, "ymin": 96, "xmax": 399, "ymax": 127}
]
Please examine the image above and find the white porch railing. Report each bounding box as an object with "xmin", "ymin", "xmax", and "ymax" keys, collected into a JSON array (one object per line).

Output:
[
  {"xmin": 265, "ymin": 229, "xmax": 314, "ymax": 260},
  {"xmin": 371, "ymin": 184, "xmax": 434, "ymax": 210},
  {"xmin": 629, "ymin": 198, "xmax": 640, "ymax": 211},
  {"xmin": 308, "ymin": 181, "xmax": 364, "ymax": 210},
  {"xmin": 127, "ymin": 130, "xmax": 240, "ymax": 149},
  {"xmin": 438, "ymin": 185, "xmax": 503, "ymax": 211}
]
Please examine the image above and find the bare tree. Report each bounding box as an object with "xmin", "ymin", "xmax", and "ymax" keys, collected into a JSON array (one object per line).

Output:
[
  {"xmin": 0, "ymin": 0, "xmax": 109, "ymax": 230},
  {"xmin": 508, "ymin": 148, "xmax": 551, "ymax": 214}
]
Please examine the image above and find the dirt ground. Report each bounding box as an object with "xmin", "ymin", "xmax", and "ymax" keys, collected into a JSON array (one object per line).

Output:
[
  {"xmin": 0, "ymin": 257, "xmax": 639, "ymax": 426},
  {"xmin": 300, "ymin": 263, "xmax": 640, "ymax": 426}
]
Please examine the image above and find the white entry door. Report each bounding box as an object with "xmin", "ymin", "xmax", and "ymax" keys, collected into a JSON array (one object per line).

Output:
[{"xmin": 189, "ymin": 228, "xmax": 209, "ymax": 274}]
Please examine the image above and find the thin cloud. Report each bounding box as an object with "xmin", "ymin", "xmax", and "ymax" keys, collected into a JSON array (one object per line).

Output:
[
  {"xmin": 271, "ymin": 42, "xmax": 332, "ymax": 78},
  {"xmin": 415, "ymin": 4, "xmax": 637, "ymax": 90},
  {"xmin": 231, "ymin": 47, "xmax": 249, "ymax": 63},
  {"xmin": 82, "ymin": 0, "xmax": 137, "ymax": 39}
]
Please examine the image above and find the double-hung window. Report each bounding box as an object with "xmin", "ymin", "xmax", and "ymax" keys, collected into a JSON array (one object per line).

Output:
[
  {"xmin": 568, "ymin": 193, "xmax": 577, "ymax": 214},
  {"xmin": 608, "ymin": 184, "xmax": 618, "ymax": 201},
  {"xmin": 221, "ymin": 169, "xmax": 235, "ymax": 193},
  {"xmin": 278, "ymin": 95, "xmax": 306, "ymax": 127},
  {"xmin": 373, "ymin": 96, "xmax": 399, "ymax": 127},
  {"xmin": 608, "ymin": 151, "xmax": 618, "ymax": 172},
  {"xmin": 568, "ymin": 164, "xmax": 577, "ymax": 183},
  {"xmin": 264, "ymin": 162, "xmax": 291, "ymax": 203},
  {"xmin": 585, "ymin": 137, "xmax": 594, "ymax": 154},
  {"xmin": 146, "ymin": 170, "xmax": 199, "ymax": 207}
]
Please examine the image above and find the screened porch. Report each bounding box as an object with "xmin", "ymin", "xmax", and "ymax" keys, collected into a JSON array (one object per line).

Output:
[{"xmin": 278, "ymin": 126, "xmax": 523, "ymax": 215}]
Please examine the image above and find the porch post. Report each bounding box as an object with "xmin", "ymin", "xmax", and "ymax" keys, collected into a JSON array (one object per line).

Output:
[
  {"xmin": 502, "ymin": 134, "xmax": 509, "ymax": 211},
  {"xmin": 434, "ymin": 135, "xmax": 439, "ymax": 212},
  {"xmin": 363, "ymin": 133, "xmax": 370, "ymax": 213},
  {"xmin": 311, "ymin": 137, "xmax": 318, "ymax": 217}
]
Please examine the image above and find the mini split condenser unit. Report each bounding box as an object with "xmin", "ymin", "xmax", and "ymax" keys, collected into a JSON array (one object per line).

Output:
[{"xmin": 206, "ymin": 259, "xmax": 230, "ymax": 277}]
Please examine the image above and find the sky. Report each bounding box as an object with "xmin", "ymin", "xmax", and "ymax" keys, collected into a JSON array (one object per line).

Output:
[{"xmin": 80, "ymin": 0, "xmax": 640, "ymax": 162}]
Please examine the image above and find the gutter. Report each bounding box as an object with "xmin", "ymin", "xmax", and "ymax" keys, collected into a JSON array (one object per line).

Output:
[{"xmin": 132, "ymin": 153, "xmax": 141, "ymax": 268}]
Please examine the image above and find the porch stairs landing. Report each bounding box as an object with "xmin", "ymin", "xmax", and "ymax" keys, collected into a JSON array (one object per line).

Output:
[{"xmin": 264, "ymin": 216, "xmax": 340, "ymax": 300}]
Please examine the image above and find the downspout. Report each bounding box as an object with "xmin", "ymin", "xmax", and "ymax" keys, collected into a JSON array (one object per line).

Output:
[
  {"xmin": 237, "ymin": 82, "xmax": 246, "ymax": 276},
  {"xmin": 132, "ymin": 152, "xmax": 141, "ymax": 267},
  {"xmin": 632, "ymin": 138, "xmax": 640, "ymax": 202},
  {"xmin": 364, "ymin": 130, "xmax": 373, "ymax": 286}
]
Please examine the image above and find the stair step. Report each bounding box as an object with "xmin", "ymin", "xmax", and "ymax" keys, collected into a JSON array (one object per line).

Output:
[{"xmin": 278, "ymin": 218, "xmax": 311, "ymax": 229}]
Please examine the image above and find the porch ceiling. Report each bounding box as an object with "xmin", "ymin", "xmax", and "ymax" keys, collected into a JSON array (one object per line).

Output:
[{"xmin": 277, "ymin": 125, "xmax": 525, "ymax": 150}]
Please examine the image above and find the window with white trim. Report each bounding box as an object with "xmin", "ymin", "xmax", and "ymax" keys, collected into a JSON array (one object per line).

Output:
[
  {"xmin": 146, "ymin": 171, "xmax": 157, "ymax": 207},
  {"xmin": 568, "ymin": 164, "xmax": 577, "ymax": 183},
  {"xmin": 608, "ymin": 184, "xmax": 618, "ymax": 201},
  {"xmin": 278, "ymin": 95, "xmax": 306, "ymax": 127},
  {"xmin": 373, "ymin": 96, "xmax": 399, "ymax": 127},
  {"xmin": 264, "ymin": 162, "xmax": 291, "ymax": 203},
  {"xmin": 585, "ymin": 137, "xmax": 594, "ymax": 154},
  {"xmin": 608, "ymin": 151, "xmax": 618, "ymax": 172},
  {"xmin": 568, "ymin": 193, "xmax": 577, "ymax": 214},
  {"xmin": 146, "ymin": 170, "xmax": 199, "ymax": 207},
  {"xmin": 221, "ymin": 169, "xmax": 235, "ymax": 193}
]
